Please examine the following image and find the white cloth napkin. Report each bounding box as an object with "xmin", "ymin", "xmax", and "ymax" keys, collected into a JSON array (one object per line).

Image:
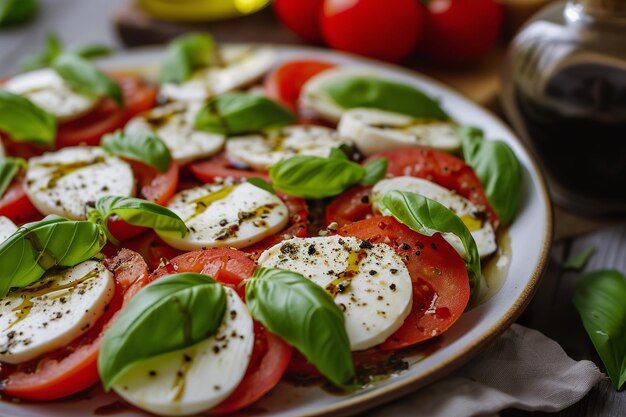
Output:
[{"xmin": 364, "ymin": 324, "xmax": 604, "ymax": 417}]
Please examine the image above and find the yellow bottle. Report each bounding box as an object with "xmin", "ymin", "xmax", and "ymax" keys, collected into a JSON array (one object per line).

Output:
[{"xmin": 138, "ymin": 0, "xmax": 271, "ymax": 22}]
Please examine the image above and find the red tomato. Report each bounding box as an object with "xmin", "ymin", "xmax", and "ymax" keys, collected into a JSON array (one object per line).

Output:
[
  {"xmin": 190, "ymin": 153, "xmax": 269, "ymax": 183},
  {"xmin": 0, "ymin": 249, "xmax": 150, "ymax": 401},
  {"xmin": 420, "ymin": 0, "xmax": 504, "ymax": 63},
  {"xmin": 0, "ymin": 178, "xmax": 40, "ymax": 223},
  {"xmin": 273, "ymin": 0, "xmax": 325, "ymax": 43},
  {"xmin": 123, "ymin": 231, "xmax": 184, "ymax": 271},
  {"xmin": 321, "ymin": 0, "xmax": 424, "ymax": 63},
  {"xmin": 339, "ymin": 216, "xmax": 470, "ymax": 350},
  {"xmin": 264, "ymin": 60, "xmax": 336, "ymax": 111},
  {"xmin": 365, "ymin": 148, "xmax": 499, "ymax": 229},
  {"xmin": 325, "ymin": 185, "xmax": 372, "ymax": 228}
]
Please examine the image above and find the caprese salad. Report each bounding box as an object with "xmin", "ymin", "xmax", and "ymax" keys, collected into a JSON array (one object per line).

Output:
[{"xmin": 0, "ymin": 33, "xmax": 523, "ymax": 416}]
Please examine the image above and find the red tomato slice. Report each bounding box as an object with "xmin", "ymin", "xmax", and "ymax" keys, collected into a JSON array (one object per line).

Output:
[
  {"xmin": 365, "ymin": 148, "xmax": 499, "ymax": 230},
  {"xmin": 264, "ymin": 60, "xmax": 336, "ymax": 111},
  {"xmin": 0, "ymin": 178, "xmax": 40, "ymax": 224},
  {"xmin": 190, "ymin": 153, "xmax": 269, "ymax": 183},
  {"xmin": 0, "ymin": 249, "xmax": 149, "ymax": 401},
  {"xmin": 123, "ymin": 231, "xmax": 184, "ymax": 271},
  {"xmin": 338, "ymin": 216, "xmax": 470, "ymax": 350},
  {"xmin": 325, "ymin": 185, "xmax": 373, "ymax": 228}
]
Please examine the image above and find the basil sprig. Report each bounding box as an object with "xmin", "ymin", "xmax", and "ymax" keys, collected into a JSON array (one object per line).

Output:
[
  {"xmin": 319, "ymin": 75, "xmax": 448, "ymax": 119},
  {"xmin": 0, "ymin": 90, "xmax": 56, "ymax": 144},
  {"xmin": 0, "ymin": 215, "xmax": 106, "ymax": 297},
  {"xmin": 375, "ymin": 190, "xmax": 481, "ymax": 301},
  {"xmin": 160, "ymin": 33, "xmax": 215, "ymax": 84},
  {"xmin": 87, "ymin": 196, "xmax": 188, "ymax": 244},
  {"xmin": 269, "ymin": 152, "xmax": 387, "ymax": 199},
  {"xmin": 101, "ymin": 130, "xmax": 172, "ymax": 173},
  {"xmin": 459, "ymin": 126, "xmax": 523, "ymax": 226},
  {"xmin": 0, "ymin": 157, "xmax": 26, "ymax": 197},
  {"xmin": 246, "ymin": 267, "xmax": 356, "ymax": 388},
  {"xmin": 574, "ymin": 270, "xmax": 626, "ymax": 390},
  {"xmin": 99, "ymin": 273, "xmax": 227, "ymax": 390},
  {"xmin": 0, "ymin": 0, "xmax": 37, "ymax": 27},
  {"xmin": 52, "ymin": 53, "xmax": 123, "ymax": 106},
  {"xmin": 247, "ymin": 177, "xmax": 275, "ymax": 194},
  {"xmin": 195, "ymin": 92, "xmax": 295, "ymax": 136}
]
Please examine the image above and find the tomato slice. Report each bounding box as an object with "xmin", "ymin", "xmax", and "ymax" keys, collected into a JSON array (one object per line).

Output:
[
  {"xmin": 338, "ymin": 216, "xmax": 470, "ymax": 350},
  {"xmin": 123, "ymin": 231, "xmax": 184, "ymax": 271},
  {"xmin": 325, "ymin": 185, "xmax": 372, "ymax": 228},
  {"xmin": 0, "ymin": 249, "xmax": 149, "ymax": 401},
  {"xmin": 264, "ymin": 60, "xmax": 335, "ymax": 111},
  {"xmin": 365, "ymin": 148, "xmax": 499, "ymax": 229},
  {"xmin": 190, "ymin": 153, "xmax": 269, "ymax": 183},
  {"xmin": 0, "ymin": 178, "xmax": 40, "ymax": 224}
]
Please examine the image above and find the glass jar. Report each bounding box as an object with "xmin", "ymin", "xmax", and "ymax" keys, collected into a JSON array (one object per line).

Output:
[{"xmin": 502, "ymin": 0, "xmax": 626, "ymax": 216}]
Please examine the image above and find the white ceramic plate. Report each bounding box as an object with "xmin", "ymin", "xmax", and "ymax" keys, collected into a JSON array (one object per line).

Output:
[{"xmin": 0, "ymin": 45, "xmax": 553, "ymax": 417}]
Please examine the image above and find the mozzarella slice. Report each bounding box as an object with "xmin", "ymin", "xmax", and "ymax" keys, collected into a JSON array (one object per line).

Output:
[
  {"xmin": 113, "ymin": 287, "xmax": 254, "ymax": 417},
  {"xmin": 24, "ymin": 147, "xmax": 135, "ymax": 220},
  {"xmin": 160, "ymin": 46, "xmax": 276, "ymax": 102},
  {"xmin": 338, "ymin": 108, "xmax": 461, "ymax": 156},
  {"xmin": 226, "ymin": 125, "xmax": 348, "ymax": 171},
  {"xmin": 0, "ymin": 260, "xmax": 115, "ymax": 364},
  {"xmin": 0, "ymin": 216, "xmax": 17, "ymax": 243},
  {"xmin": 125, "ymin": 101, "xmax": 225, "ymax": 165},
  {"xmin": 258, "ymin": 236, "xmax": 413, "ymax": 351},
  {"xmin": 4, "ymin": 68, "xmax": 100, "ymax": 122},
  {"xmin": 160, "ymin": 181, "xmax": 288, "ymax": 251},
  {"xmin": 372, "ymin": 177, "xmax": 497, "ymax": 258}
]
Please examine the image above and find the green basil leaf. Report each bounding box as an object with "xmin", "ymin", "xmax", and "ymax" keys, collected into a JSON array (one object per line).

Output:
[
  {"xmin": 245, "ymin": 267, "xmax": 356, "ymax": 388},
  {"xmin": 328, "ymin": 146, "xmax": 349, "ymax": 160},
  {"xmin": 160, "ymin": 33, "xmax": 215, "ymax": 84},
  {"xmin": 573, "ymin": 270, "xmax": 626, "ymax": 390},
  {"xmin": 0, "ymin": 215, "xmax": 107, "ymax": 297},
  {"xmin": 246, "ymin": 177, "xmax": 275, "ymax": 194},
  {"xmin": 53, "ymin": 53, "xmax": 123, "ymax": 106},
  {"xmin": 320, "ymin": 76, "xmax": 448, "ymax": 119},
  {"xmin": 0, "ymin": 157, "xmax": 26, "ymax": 197},
  {"xmin": 0, "ymin": 90, "xmax": 56, "ymax": 144},
  {"xmin": 101, "ymin": 130, "xmax": 172, "ymax": 173},
  {"xmin": 87, "ymin": 196, "xmax": 188, "ymax": 244},
  {"xmin": 459, "ymin": 126, "xmax": 523, "ymax": 225},
  {"xmin": 361, "ymin": 158, "xmax": 388, "ymax": 185},
  {"xmin": 375, "ymin": 190, "xmax": 481, "ymax": 302},
  {"xmin": 0, "ymin": 0, "xmax": 37, "ymax": 27},
  {"xmin": 195, "ymin": 92, "xmax": 295, "ymax": 136},
  {"xmin": 74, "ymin": 44, "xmax": 113, "ymax": 60},
  {"xmin": 20, "ymin": 32, "xmax": 62, "ymax": 71},
  {"xmin": 269, "ymin": 155, "xmax": 366, "ymax": 199},
  {"xmin": 563, "ymin": 247, "xmax": 596, "ymax": 271},
  {"xmin": 98, "ymin": 273, "xmax": 226, "ymax": 390}
]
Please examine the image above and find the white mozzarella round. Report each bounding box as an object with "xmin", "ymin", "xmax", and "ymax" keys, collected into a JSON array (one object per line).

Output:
[
  {"xmin": 160, "ymin": 181, "xmax": 289, "ymax": 251},
  {"xmin": 258, "ymin": 236, "xmax": 413, "ymax": 351},
  {"xmin": 372, "ymin": 177, "xmax": 497, "ymax": 259},
  {"xmin": 24, "ymin": 147, "xmax": 135, "ymax": 220},
  {"xmin": 113, "ymin": 287, "xmax": 254, "ymax": 417},
  {"xmin": 0, "ymin": 216, "xmax": 17, "ymax": 243},
  {"xmin": 4, "ymin": 68, "xmax": 100, "ymax": 122},
  {"xmin": 125, "ymin": 101, "xmax": 225, "ymax": 165},
  {"xmin": 226, "ymin": 125, "xmax": 348, "ymax": 171},
  {"xmin": 338, "ymin": 108, "xmax": 461, "ymax": 156},
  {"xmin": 160, "ymin": 46, "xmax": 276, "ymax": 102},
  {"xmin": 0, "ymin": 260, "xmax": 115, "ymax": 364}
]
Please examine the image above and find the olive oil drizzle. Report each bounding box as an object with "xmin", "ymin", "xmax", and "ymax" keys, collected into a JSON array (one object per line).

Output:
[
  {"xmin": 459, "ymin": 214, "xmax": 483, "ymax": 231},
  {"xmin": 171, "ymin": 349, "xmax": 195, "ymax": 402},
  {"xmin": 185, "ymin": 184, "xmax": 239, "ymax": 222},
  {"xmin": 39, "ymin": 156, "xmax": 106, "ymax": 190},
  {"xmin": 325, "ymin": 250, "xmax": 368, "ymax": 298}
]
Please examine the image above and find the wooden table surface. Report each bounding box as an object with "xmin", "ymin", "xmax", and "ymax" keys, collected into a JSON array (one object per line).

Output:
[{"xmin": 1, "ymin": 1, "xmax": 624, "ymax": 416}]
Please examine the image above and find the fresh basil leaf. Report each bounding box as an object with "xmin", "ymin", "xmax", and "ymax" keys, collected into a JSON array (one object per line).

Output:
[
  {"xmin": 87, "ymin": 196, "xmax": 188, "ymax": 244},
  {"xmin": 459, "ymin": 126, "xmax": 523, "ymax": 225},
  {"xmin": 328, "ymin": 146, "xmax": 349, "ymax": 160},
  {"xmin": 20, "ymin": 32, "xmax": 62, "ymax": 71},
  {"xmin": 246, "ymin": 177, "xmax": 275, "ymax": 195},
  {"xmin": 563, "ymin": 247, "xmax": 596, "ymax": 271},
  {"xmin": 195, "ymin": 92, "xmax": 295, "ymax": 136},
  {"xmin": 101, "ymin": 130, "xmax": 172, "ymax": 173},
  {"xmin": 53, "ymin": 53, "xmax": 123, "ymax": 106},
  {"xmin": 160, "ymin": 33, "xmax": 215, "ymax": 84},
  {"xmin": 0, "ymin": 157, "xmax": 26, "ymax": 197},
  {"xmin": 0, "ymin": 0, "xmax": 37, "ymax": 27},
  {"xmin": 246, "ymin": 267, "xmax": 356, "ymax": 388},
  {"xmin": 574, "ymin": 270, "xmax": 626, "ymax": 390},
  {"xmin": 98, "ymin": 273, "xmax": 227, "ymax": 390},
  {"xmin": 361, "ymin": 158, "xmax": 388, "ymax": 185},
  {"xmin": 375, "ymin": 190, "xmax": 481, "ymax": 302},
  {"xmin": 320, "ymin": 75, "xmax": 448, "ymax": 119},
  {"xmin": 269, "ymin": 154, "xmax": 366, "ymax": 199},
  {"xmin": 0, "ymin": 215, "xmax": 106, "ymax": 297},
  {"xmin": 74, "ymin": 44, "xmax": 113, "ymax": 60},
  {"xmin": 0, "ymin": 90, "xmax": 56, "ymax": 144}
]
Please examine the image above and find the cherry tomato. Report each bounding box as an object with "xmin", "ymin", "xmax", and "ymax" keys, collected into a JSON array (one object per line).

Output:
[
  {"xmin": 0, "ymin": 178, "xmax": 40, "ymax": 224},
  {"xmin": 419, "ymin": 0, "xmax": 504, "ymax": 63},
  {"xmin": 321, "ymin": 0, "xmax": 424, "ymax": 63},
  {"xmin": 273, "ymin": 0, "xmax": 325, "ymax": 43},
  {"xmin": 339, "ymin": 216, "xmax": 470, "ymax": 350},
  {"xmin": 190, "ymin": 153, "xmax": 269, "ymax": 184},
  {"xmin": 0, "ymin": 249, "xmax": 150, "ymax": 401},
  {"xmin": 264, "ymin": 60, "xmax": 336, "ymax": 111}
]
